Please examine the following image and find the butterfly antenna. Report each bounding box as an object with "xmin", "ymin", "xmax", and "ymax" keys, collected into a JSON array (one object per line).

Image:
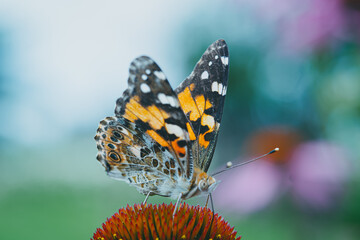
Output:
[{"xmin": 211, "ymin": 148, "xmax": 279, "ymax": 177}]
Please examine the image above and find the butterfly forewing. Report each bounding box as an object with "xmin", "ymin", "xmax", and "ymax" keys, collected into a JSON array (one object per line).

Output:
[
  {"xmin": 114, "ymin": 56, "xmax": 193, "ymax": 180},
  {"xmin": 175, "ymin": 40, "xmax": 229, "ymax": 172}
]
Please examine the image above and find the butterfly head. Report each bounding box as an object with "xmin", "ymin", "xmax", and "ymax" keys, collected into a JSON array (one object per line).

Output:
[
  {"xmin": 198, "ymin": 175, "xmax": 214, "ymax": 192},
  {"xmin": 196, "ymin": 172, "xmax": 219, "ymax": 195}
]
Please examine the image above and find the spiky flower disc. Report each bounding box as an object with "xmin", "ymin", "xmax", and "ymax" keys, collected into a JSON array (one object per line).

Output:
[{"xmin": 92, "ymin": 203, "xmax": 241, "ymax": 240}]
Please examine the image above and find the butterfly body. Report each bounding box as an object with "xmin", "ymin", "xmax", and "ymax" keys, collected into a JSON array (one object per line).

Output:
[{"xmin": 95, "ymin": 40, "xmax": 229, "ymax": 200}]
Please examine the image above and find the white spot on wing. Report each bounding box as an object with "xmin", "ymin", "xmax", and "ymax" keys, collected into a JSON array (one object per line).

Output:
[
  {"xmin": 120, "ymin": 128, "xmax": 129, "ymax": 136},
  {"xmin": 140, "ymin": 83, "xmax": 151, "ymax": 93},
  {"xmin": 167, "ymin": 96, "xmax": 179, "ymax": 107},
  {"xmin": 165, "ymin": 123, "xmax": 183, "ymax": 137},
  {"xmin": 141, "ymin": 74, "xmax": 148, "ymax": 80},
  {"xmin": 145, "ymin": 69, "xmax": 151, "ymax": 75},
  {"xmin": 211, "ymin": 81, "xmax": 219, "ymax": 92},
  {"xmin": 222, "ymin": 86, "xmax": 227, "ymax": 96},
  {"xmin": 215, "ymin": 55, "xmax": 219, "ymax": 59},
  {"xmin": 154, "ymin": 71, "xmax": 166, "ymax": 80},
  {"xmin": 201, "ymin": 114, "xmax": 215, "ymax": 129},
  {"xmin": 158, "ymin": 93, "xmax": 179, "ymax": 107},
  {"xmin": 221, "ymin": 56, "xmax": 229, "ymax": 65},
  {"xmin": 130, "ymin": 147, "xmax": 141, "ymax": 158},
  {"xmin": 158, "ymin": 93, "xmax": 169, "ymax": 104},
  {"xmin": 208, "ymin": 61, "xmax": 213, "ymax": 66},
  {"xmin": 218, "ymin": 83, "xmax": 223, "ymax": 95},
  {"xmin": 201, "ymin": 71, "xmax": 209, "ymax": 80}
]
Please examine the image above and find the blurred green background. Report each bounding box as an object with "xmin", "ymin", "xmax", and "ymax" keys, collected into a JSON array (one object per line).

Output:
[{"xmin": 1, "ymin": 0, "xmax": 360, "ymax": 239}]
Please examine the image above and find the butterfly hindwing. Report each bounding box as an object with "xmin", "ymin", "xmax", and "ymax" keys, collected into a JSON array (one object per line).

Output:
[
  {"xmin": 114, "ymin": 56, "xmax": 193, "ymax": 180},
  {"xmin": 175, "ymin": 39, "xmax": 229, "ymax": 172},
  {"xmin": 95, "ymin": 116, "xmax": 189, "ymax": 196}
]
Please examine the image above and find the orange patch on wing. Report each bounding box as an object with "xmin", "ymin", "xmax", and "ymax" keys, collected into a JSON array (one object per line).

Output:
[
  {"xmin": 190, "ymin": 83, "xmax": 196, "ymax": 91},
  {"xmin": 186, "ymin": 122, "xmax": 196, "ymax": 141},
  {"xmin": 146, "ymin": 130, "xmax": 169, "ymax": 147},
  {"xmin": 171, "ymin": 139, "xmax": 186, "ymax": 158},
  {"xmin": 198, "ymin": 114, "xmax": 216, "ymax": 148},
  {"xmin": 177, "ymin": 87, "xmax": 200, "ymax": 121},
  {"xmin": 198, "ymin": 134, "xmax": 209, "ymax": 148},
  {"xmin": 125, "ymin": 98, "xmax": 163, "ymax": 130},
  {"xmin": 195, "ymin": 95, "xmax": 205, "ymax": 116},
  {"xmin": 147, "ymin": 105, "xmax": 170, "ymax": 122},
  {"xmin": 205, "ymin": 99, "xmax": 212, "ymax": 110},
  {"xmin": 123, "ymin": 109, "xmax": 137, "ymax": 122}
]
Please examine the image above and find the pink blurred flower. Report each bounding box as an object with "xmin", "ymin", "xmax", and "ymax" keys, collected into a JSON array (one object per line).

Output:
[
  {"xmin": 279, "ymin": 0, "xmax": 345, "ymax": 53},
  {"xmin": 288, "ymin": 141, "xmax": 350, "ymax": 209},
  {"xmin": 214, "ymin": 160, "xmax": 283, "ymax": 214},
  {"xmin": 235, "ymin": 0, "xmax": 347, "ymax": 53}
]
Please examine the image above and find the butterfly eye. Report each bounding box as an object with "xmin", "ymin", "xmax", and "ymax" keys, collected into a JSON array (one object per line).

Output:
[{"xmin": 198, "ymin": 180, "xmax": 208, "ymax": 191}]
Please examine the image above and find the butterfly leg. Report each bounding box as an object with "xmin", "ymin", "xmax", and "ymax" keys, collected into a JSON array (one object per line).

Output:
[
  {"xmin": 172, "ymin": 192, "xmax": 183, "ymax": 217},
  {"xmin": 209, "ymin": 193, "xmax": 215, "ymax": 213},
  {"xmin": 205, "ymin": 194, "xmax": 210, "ymax": 208},
  {"xmin": 143, "ymin": 191, "xmax": 152, "ymax": 205}
]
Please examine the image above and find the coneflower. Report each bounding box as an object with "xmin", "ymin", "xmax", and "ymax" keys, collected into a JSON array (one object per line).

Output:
[{"xmin": 92, "ymin": 203, "xmax": 241, "ymax": 240}]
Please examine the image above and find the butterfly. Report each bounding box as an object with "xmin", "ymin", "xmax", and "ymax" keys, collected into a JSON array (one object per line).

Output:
[{"xmin": 95, "ymin": 39, "xmax": 229, "ymax": 206}]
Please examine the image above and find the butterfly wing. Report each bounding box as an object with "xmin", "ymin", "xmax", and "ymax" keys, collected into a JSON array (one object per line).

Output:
[
  {"xmin": 95, "ymin": 116, "xmax": 187, "ymax": 196},
  {"xmin": 114, "ymin": 56, "xmax": 193, "ymax": 180},
  {"xmin": 175, "ymin": 39, "xmax": 229, "ymax": 172}
]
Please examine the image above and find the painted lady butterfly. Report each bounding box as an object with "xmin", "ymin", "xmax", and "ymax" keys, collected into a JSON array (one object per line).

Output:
[{"xmin": 95, "ymin": 40, "xmax": 229, "ymax": 206}]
